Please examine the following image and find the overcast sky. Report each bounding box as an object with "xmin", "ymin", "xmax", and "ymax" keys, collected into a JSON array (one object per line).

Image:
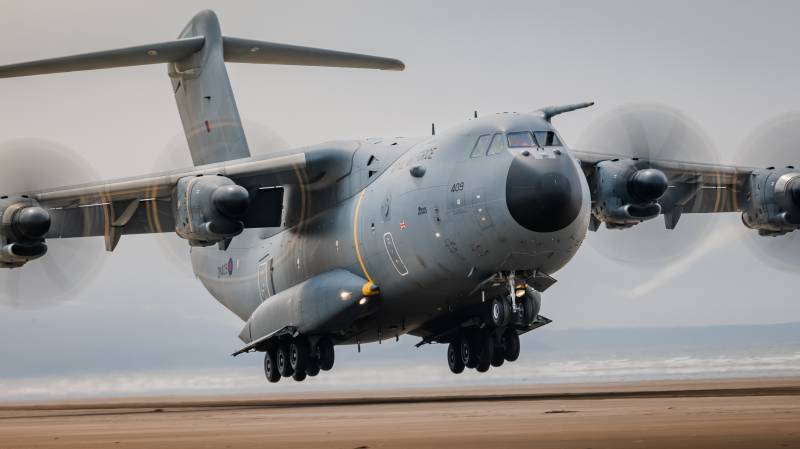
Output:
[{"xmin": 1, "ymin": 0, "xmax": 799, "ymax": 392}]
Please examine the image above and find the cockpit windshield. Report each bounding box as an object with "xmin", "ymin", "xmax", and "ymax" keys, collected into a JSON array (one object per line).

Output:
[
  {"xmin": 506, "ymin": 131, "xmax": 536, "ymax": 148},
  {"xmin": 534, "ymin": 131, "xmax": 562, "ymax": 147}
]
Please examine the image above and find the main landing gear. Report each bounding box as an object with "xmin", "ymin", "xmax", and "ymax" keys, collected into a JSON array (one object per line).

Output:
[
  {"xmin": 264, "ymin": 336, "xmax": 335, "ymax": 383},
  {"xmin": 446, "ymin": 287, "xmax": 537, "ymax": 374},
  {"xmin": 448, "ymin": 328, "xmax": 520, "ymax": 374}
]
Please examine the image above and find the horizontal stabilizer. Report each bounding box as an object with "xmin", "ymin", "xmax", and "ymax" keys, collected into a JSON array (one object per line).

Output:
[
  {"xmin": 222, "ymin": 37, "xmax": 405, "ymax": 70},
  {"xmin": 0, "ymin": 37, "xmax": 205, "ymax": 78},
  {"xmin": 0, "ymin": 36, "xmax": 404, "ymax": 79}
]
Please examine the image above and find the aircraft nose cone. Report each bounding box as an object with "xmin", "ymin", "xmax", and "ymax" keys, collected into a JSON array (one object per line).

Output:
[{"xmin": 505, "ymin": 153, "xmax": 583, "ymax": 233}]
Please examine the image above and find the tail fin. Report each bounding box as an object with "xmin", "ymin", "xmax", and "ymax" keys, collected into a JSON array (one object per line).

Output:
[{"xmin": 0, "ymin": 10, "xmax": 404, "ymax": 166}]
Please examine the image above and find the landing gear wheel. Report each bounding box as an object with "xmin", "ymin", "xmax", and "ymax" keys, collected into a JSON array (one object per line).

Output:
[
  {"xmin": 491, "ymin": 337, "xmax": 505, "ymax": 367},
  {"xmin": 461, "ymin": 333, "xmax": 479, "ymax": 369},
  {"xmin": 263, "ymin": 347, "xmax": 280, "ymax": 383},
  {"xmin": 521, "ymin": 294, "xmax": 536, "ymax": 327},
  {"xmin": 448, "ymin": 340, "xmax": 465, "ymax": 374},
  {"xmin": 292, "ymin": 369, "xmax": 307, "ymax": 382},
  {"xmin": 476, "ymin": 331, "xmax": 494, "ymax": 373},
  {"xmin": 290, "ymin": 338, "xmax": 310, "ymax": 374},
  {"xmin": 316, "ymin": 337, "xmax": 335, "ymax": 371},
  {"xmin": 490, "ymin": 298, "xmax": 509, "ymax": 328},
  {"xmin": 306, "ymin": 358, "xmax": 320, "ymax": 377},
  {"xmin": 503, "ymin": 329, "xmax": 521, "ymax": 362},
  {"xmin": 277, "ymin": 342, "xmax": 294, "ymax": 377}
]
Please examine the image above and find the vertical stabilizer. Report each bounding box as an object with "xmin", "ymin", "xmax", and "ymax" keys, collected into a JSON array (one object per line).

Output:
[
  {"xmin": 169, "ymin": 11, "xmax": 250, "ymax": 166},
  {"xmin": 0, "ymin": 8, "xmax": 405, "ymax": 167}
]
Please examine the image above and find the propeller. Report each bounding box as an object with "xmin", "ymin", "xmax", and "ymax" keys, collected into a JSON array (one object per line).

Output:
[
  {"xmin": 151, "ymin": 119, "xmax": 290, "ymax": 276},
  {"xmin": 576, "ymin": 103, "xmax": 722, "ymax": 266},
  {"xmin": 734, "ymin": 113, "xmax": 800, "ymax": 273},
  {"xmin": 0, "ymin": 139, "xmax": 106, "ymax": 308}
]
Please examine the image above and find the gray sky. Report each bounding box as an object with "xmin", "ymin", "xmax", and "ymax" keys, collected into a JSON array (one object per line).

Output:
[{"xmin": 1, "ymin": 0, "xmax": 799, "ymax": 392}]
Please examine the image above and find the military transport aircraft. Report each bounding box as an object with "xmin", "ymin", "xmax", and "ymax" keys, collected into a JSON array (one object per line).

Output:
[{"xmin": 1, "ymin": 10, "xmax": 798, "ymax": 382}]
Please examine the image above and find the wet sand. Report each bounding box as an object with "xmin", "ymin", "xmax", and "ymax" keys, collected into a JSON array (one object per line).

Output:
[{"xmin": 1, "ymin": 378, "xmax": 799, "ymax": 449}]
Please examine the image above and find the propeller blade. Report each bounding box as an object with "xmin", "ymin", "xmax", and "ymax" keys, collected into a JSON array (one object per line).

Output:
[
  {"xmin": 0, "ymin": 139, "xmax": 106, "ymax": 308},
  {"xmin": 150, "ymin": 119, "xmax": 290, "ymax": 276},
  {"xmin": 577, "ymin": 103, "xmax": 722, "ymax": 266},
  {"xmin": 734, "ymin": 113, "xmax": 800, "ymax": 273}
]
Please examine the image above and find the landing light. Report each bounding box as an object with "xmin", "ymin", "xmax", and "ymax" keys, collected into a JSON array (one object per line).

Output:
[
  {"xmin": 340, "ymin": 291, "xmax": 352, "ymax": 300},
  {"xmin": 515, "ymin": 289, "xmax": 526, "ymax": 298},
  {"xmin": 358, "ymin": 297, "xmax": 368, "ymax": 305}
]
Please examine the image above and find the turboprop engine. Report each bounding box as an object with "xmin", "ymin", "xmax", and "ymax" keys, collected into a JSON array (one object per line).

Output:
[
  {"xmin": 0, "ymin": 196, "xmax": 51, "ymax": 267},
  {"xmin": 741, "ymin": 167, "xmax": 800, "ymax": 236},
  {"xmin": 589, "ymin": 159, "xmax": 669, "ymax": 229},
  {"xmin": 173, "ymin": 175, "xmax": 251, "ymax": 246}
]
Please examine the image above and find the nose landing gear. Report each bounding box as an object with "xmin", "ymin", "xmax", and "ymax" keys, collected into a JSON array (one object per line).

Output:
[{"xmin": 263, "ymin": 336, "xmax": 336, "ymax": 383}]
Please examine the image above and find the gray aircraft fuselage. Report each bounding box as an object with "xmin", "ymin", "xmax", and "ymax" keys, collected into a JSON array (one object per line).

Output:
[{"xmin": 192, "ymin": 112, "xmax": 590, "ymax": 344}]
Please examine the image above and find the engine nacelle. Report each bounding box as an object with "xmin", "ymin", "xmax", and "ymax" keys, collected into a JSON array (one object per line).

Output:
[
  {"xmin": 589, "ymin": 159, "xmax": 669, "ymax": 229},
  {"xmin": 741, "ymin": 168, "xmax": 800, "ymax": 236},
  {"xmin": 173, "ymin": 175, "xmax": 250, "ymax": 246},
  {"xmin": 0, "ymin": 196, "xmax": 51, "ymax": 267}
]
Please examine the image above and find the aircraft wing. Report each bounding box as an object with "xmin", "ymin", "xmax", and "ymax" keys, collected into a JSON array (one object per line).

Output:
[
  {"xmin": 28, "ymin": 144, "xmax": 354, "ymax": 250},
  {"xmin": 573, "ymin": 144, "xmax": 800, "ymax": 237},
  {"xmin": 573, "ymin": 150, "xmax": 755, "ymax": 218}
]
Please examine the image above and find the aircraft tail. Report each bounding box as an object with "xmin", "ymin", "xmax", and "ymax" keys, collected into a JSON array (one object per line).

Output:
[{"xmin": 0, "ymin": 10, "xmax": 404, "ymax": 166}]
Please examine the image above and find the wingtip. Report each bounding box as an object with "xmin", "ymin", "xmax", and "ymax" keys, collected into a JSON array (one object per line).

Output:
[{"xmin": 383, "ymin": 59, "xmax": 406, "ymax": 71}]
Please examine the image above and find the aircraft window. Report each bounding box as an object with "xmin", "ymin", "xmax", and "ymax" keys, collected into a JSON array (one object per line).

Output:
[
  {"xmin": 470, "ymin": 134, "xmax": 491, "ymax": 158},
  {"xmin": 507, "ymin": 131, "xmax": 536, "ymax": 148},
  {"xmin": 534, "ymin": 131, "xmax": 562, "ymax": 147},
  {"xmin": 486, "ymin": 133, "xmax": 506, "ymax": 155}
]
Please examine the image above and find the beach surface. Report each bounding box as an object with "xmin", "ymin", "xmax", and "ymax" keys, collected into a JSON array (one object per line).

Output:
[{"xmin": 1, "ymin": 378, "xmax": 799, "ymax": 449}]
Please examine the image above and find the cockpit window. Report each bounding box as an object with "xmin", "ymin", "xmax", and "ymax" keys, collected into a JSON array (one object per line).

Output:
[
  {"xmin": 507, "ymin": 131, "xmax": 536, "ymax": 148},
  {"xmin": 470, "ymin": 134, "xmax": 491, "ymax": 158},
  {"xmin": 534, "ymin": 131, "xmax": 562, "ymax": 147},
  {"xmin": 486, "ymin": 133, "xmax": 506, "ymax": 155}
]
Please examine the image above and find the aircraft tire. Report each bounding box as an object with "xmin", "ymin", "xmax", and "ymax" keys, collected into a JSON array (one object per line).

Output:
[
  {"xmin": 264, "ymin": 347, "xmax": 281, "ymax": 383},
  {"xmin": 306, "ymin": 360, "xmax": 320, "ymax": 377},
  {"xmin": 447, "ymin": 341, "xmax": 465, "ymax": 374},
  {"xmin": 521, "ymin": 295, "xmax": 536, "ymax": 327},
  {"xmin": 503, "ymin": 329, "xmax": 521, "ymax": 362},
  {"xmin": 317, "ymin": 337, "xmax": 335, "ymax": 371},
  {"xmin": 490, "ymin": 298, "xmax": 508, "ymax": 328},
  {"xmin": 292, "ymin": 369, "xmax": 307, "ymax": 382},
  {"xmin": 461, "ymin": 333, "xmax": 480, "ymax": 368},
  {"xmin": 277, "ymin": 342, "xmax": 294, "ymax": 377},
  {"xmin": 476, "ymin": 331, "xmax": 494, "ymax": 372},
  {"xmin": 491, "ymin": 336, "xmax": 505, "ymax": 367},
  {"xmin": 290, "ymin": 338, "xmax": 310, "ymax": 374}
]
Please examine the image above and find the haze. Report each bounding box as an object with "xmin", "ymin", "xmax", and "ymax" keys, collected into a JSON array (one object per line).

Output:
[{"xmin": 0, "ymin": 0, "xmax": 798, "ymax": 397}]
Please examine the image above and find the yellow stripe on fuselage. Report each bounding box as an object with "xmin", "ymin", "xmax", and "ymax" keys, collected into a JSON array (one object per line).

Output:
[{"xmin": 353, "ymin": 189, "xmax": 374, "ymax": 283}]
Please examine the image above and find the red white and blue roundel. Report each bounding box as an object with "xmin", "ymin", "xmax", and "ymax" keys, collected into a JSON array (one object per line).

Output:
[{"xmin": 227, "ymin": 258, "xmax": 234, "ymax": 276}]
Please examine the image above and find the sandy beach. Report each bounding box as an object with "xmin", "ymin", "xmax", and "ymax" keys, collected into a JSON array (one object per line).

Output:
[{"xmin": 1, "ymin": 378, "xmax": 799, "ymax": 449}]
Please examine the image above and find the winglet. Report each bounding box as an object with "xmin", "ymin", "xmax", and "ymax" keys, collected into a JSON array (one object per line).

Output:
[{"xmin": 535, "ymin": 101, "xmax": 595, "ymax": 122}]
